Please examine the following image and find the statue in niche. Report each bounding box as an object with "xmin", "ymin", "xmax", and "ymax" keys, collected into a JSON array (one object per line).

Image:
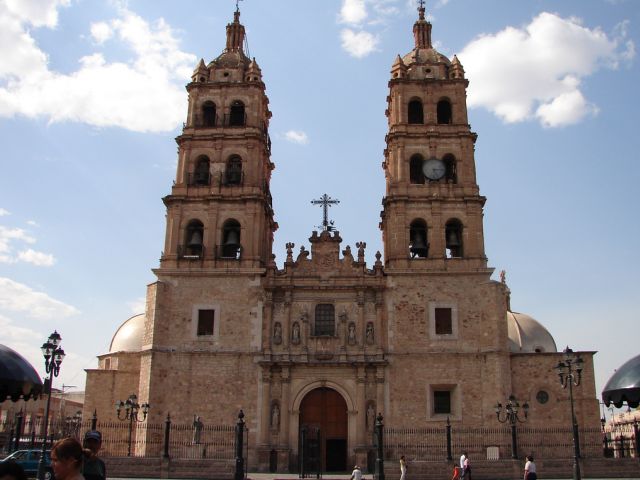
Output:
[
  {"xmin": 292, "ymin": 321, "xmax": 301, "ymax": 345},
  {"xmin": 348, "ymin": 322, "xmax": 356, "ymax": 345},
  {"xmin": 339, "ymin": 307, "xmax": 348, "ymax": 323},
  {"xmin": 273, "ymin": 322, "xmax": 282, "ymax": 345},
  {"xmin": 366, "ymin": 404, "xmax": 375, "ymax": 431},
  {"xmin": 192, "ymin": 415, "xmax": 204, "ymax": 444},
  {"xmin": 271, "ymin": 403, "xmax": 280, "ymax": 429},
  {"xmin": 366, "ymin": 322, "xmax": 374, "ymax": 345}
]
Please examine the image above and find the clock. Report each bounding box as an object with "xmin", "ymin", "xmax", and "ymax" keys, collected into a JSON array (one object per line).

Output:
[{"xmin": 422, "ymin": 158, "xmax": 446, "ymax": 180}]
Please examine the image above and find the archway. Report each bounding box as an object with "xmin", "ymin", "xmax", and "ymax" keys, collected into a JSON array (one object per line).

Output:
[{"xmin": 299, "ymin": 387, "xmax": 348, "ymax": 472}]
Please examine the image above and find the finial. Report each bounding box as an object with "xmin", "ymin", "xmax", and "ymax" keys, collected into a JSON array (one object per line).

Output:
[
  {"xmin": 235, "ymin": 0, "xmax": 243, "ymax": 13},
  {"xmin": 500, "ymin": 269, "xmax": 506, "ymax": 284},
  {"xmin": 418, "ymin": 0, "xmax": 426, "ymax": 20}
]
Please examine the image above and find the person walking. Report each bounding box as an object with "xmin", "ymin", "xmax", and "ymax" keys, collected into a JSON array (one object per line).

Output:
[
  {"xmin": 524, "ymin": 455, "xmax": 537, "ymax": 480},
  {"xmin": 459, "ymin": 452, "xmax": 467, "ymax": 479},
  {"xmin": 400, "ymin": 455, "xmax": 407, "ymax": 480},
  {"xmin": 350, "ymin": 465, "xmax": 362, "ymax": 480},
  {"xmin": 81, "ymin": 431, "xmax": 106, "ymax": 480},
  {"xmin": 462, "ymin": 453, "xmax": 471, "ymax": 480}
]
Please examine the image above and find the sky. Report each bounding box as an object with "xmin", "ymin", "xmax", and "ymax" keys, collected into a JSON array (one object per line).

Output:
[{"xmin": 0, "ymin": 0, "xmax": 638, "ymax": 416}]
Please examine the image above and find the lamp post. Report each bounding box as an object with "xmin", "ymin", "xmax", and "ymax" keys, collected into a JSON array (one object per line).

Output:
[
  {"xmin": 115, "ymin": 394, "xmax": 150, "ymax": 456},
  {"xmin": 494, "ymin": 394, "xmax": 529, "ymax": 459},
  {"xmin": 555, "ymin": 346, "xmax": 584, "ymax": 480},
  {"xmin": 37, "ymin": 331, "xmax": 65, "ymax": 480}
]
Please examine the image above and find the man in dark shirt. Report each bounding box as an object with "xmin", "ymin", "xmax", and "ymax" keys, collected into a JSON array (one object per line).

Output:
[{"xmin": 82, "ymin": 430, "xmax": 106, "ymax": 480}]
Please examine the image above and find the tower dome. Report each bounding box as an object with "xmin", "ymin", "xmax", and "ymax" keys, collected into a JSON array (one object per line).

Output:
[
  {"xmin": 507, "ymin": 311, "xmax": 557, "ymax": 353},
  {"xmin": 109, "ymin": 313, "xmax": 145, "ymax": 353}
]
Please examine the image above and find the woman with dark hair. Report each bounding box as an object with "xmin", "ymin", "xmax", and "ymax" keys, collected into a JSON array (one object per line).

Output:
[
  {"xmin": 51, "ymin": 437, "xmax": 85, "ymax": 480},
  {"xmin": 524, "ymin": 455, "xmax": 537, "ymax": 480}
]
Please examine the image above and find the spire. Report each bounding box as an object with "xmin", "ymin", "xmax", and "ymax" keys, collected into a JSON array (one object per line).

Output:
[
  {"xmin": 413, "ymin": 0, "xmax": 432, "ymax": 49},
  {"xmin": 225, "ymin": 9, "xmax": 245, "ymax": 52}
]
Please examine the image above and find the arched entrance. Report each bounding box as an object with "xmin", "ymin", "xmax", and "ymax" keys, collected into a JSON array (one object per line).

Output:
[{"xmin": 299, "ymin": 387, "xmax": 348, "ymax": 472}]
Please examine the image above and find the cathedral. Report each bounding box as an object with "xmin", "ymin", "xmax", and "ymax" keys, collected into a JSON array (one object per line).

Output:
[{"xmin": 83, "ymin": 5, "xmax": 600, "ymax": 472}]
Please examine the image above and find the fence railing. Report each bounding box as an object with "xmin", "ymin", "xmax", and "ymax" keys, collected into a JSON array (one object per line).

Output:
[{"xmin": 383, "ymin": 425, "xmax": 635, "ymax": 461}]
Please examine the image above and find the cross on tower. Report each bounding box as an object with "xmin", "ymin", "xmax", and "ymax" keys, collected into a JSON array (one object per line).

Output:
[
  {"xmin": 235, "ymin": 0, "xmax": 243, "ymax": 13},
  {"xmin": 311, "ymin": 194, "xmax": 340, "ymax": 232}
]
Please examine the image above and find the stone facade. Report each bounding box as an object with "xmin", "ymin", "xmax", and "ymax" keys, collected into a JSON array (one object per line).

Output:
[{"xmin": 83, "ymin": 6, "xmax": 600, "ymax": 472}]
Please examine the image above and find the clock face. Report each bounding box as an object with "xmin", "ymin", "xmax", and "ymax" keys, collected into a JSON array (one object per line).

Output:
[{"xmin": 422, "ymin": 158, "xmax": 446, "ymax": 180}]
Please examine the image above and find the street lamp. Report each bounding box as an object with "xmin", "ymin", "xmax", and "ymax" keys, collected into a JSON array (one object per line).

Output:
[
  {"xmin": 115, "ymin": 394, "xmax": 150, "ymax": 456},
  {"xmin": 494, "ymin": 394, "xmax": 529, "ymax": 459},
  {"xmin": 555, "ymin": 346, "xmax": 584, "ymax": 480},
  {"xmin": 37, "ymin": 331, "xmax": 65, "ymax": 480}
]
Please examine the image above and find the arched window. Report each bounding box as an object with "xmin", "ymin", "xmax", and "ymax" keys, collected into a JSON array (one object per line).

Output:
[
  {"xmin": 193, "ymin": 156, "xmax": 210, "ymax": 186},
  {"xmin": 184, "ymin": 220, "xmax": 204, "ymax": 257},
  {"xmin": 409, "ymin": 220, "xmax": 429, "ymax": 258},
  {"xmin": 445, "ymin": 219, "xmax": 463, "ymax": 258},
  {"xmin": 202, "ymin": 101, "xmax": 216, "ymax": 127},
  {"xmin": 410, "ymin": 154, "xmax": 424, "ymax": 184},
  {"xmin": 443, "ymin": 154, "xmax": 457, "ymax": 183},
  {"xmin": 229, "ymin": 100, "xmax": 245, "ymax": 126},
  {"xmin": 314, "ymin": 304, "xmax": 335, "ymax": 336},
  {"xmin": 437, "ymin": 99, "xmax": 452, "ymax": 124},
  {"xmin": 225, "ymin": 156, "xmax": 243, "ymax": 185},
  {"xmin": 408, "ymin": 99, "xmax": 424, "ymax": 124},
  {"xmin": 221, "ymin": 219, "xmax": 241, "ymax": 259}
]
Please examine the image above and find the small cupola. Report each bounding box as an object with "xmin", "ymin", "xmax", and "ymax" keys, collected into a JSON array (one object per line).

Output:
[
  {"xmin": 413, "ymin": 2, "xmax": 432, "ymax": 49},
  {"xmin": 246, "ymin": 57, "xmax": 262, "ymax": 82},
  {"xmin": 191, "ymin": 58, "xmax": 209, "ymax": 83},
  {"xmin": 450, "ymin": 55, "xmax": 465, "ymax": 79},
  {"xmin": 226, "ymin": 10, "xmax": 245, "ymax": 52},
  {"xmin": 391, "ymin": 55, "xmax": 407, "ymax": 79}
]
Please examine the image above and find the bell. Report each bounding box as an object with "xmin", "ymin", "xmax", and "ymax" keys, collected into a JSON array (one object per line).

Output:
[
  {"xmin": 188, "ymin": 231, "xmax": 203, "ymax": 247},
  {"xmin": 447, "ymin": 229, "xmax": 460, "ymax": 246},
  {"xmin": 411, "ymin": 232, "xmax": 427, "ymax": 249},
  {"xmin": 224, "ymin": 230, "xmax": 240, "ymax": 245}
]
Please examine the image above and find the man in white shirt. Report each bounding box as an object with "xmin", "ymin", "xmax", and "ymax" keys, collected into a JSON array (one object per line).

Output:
[
  {"xmin": 459, "ymin": 452, "xmax": 467, "ymax": 479},
  {"xmin": 351, "ymin": 465, "xmax": 363, "ymax": 480}
]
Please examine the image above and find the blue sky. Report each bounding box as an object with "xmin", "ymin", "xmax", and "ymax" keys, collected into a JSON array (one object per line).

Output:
[{"xmin": 0, "ymin": 0, "xmax": 638, "ymax": 412}]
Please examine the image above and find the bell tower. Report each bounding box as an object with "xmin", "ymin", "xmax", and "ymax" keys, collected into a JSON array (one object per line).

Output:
[
  {"xmin": 160, "ymin": 8, "xmax": 276, "ymax": 271},
  {"xmin": 380, "ymin": 3, "xmax": 488, "ymax": 273}
]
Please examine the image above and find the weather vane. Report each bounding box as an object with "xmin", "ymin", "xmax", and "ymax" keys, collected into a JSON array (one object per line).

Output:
[
  {"xmin": 311, "ymin": 194, "xmax": 340, "ymax": 232},
  {"xmin": 236, "ymin": 0, "xmax": 243, "ymax": 13},
  {"xmin": 418, "ymin": 0, "xmax": 425, "ymax": 9}
]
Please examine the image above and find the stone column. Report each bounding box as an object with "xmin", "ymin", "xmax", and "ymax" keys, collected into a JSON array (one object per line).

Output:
[
  {"xmin": 356, "ymin": 367, "xmax": 366, "ymax": 447},
  {"xmin": 281, "ymin": 367, "xmax": 291, "ymax": 452},
  {"xmin": 260, "ymin": 369, "xmax": 272, "ymax": 445}
]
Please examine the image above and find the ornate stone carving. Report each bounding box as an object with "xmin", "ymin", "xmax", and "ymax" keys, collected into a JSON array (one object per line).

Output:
[
  {"xmin": 348, "ymin": 322, "xmax": 357, "ymax": 345},
  {"xmin": 365, "ymin": 322, "xmax": 374, "ymax": 345}
]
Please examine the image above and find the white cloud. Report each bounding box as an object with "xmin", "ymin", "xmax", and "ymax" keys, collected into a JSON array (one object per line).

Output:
[
  {"xmin": 0, "ymin": 277, "xmax": 80, "ymax": 319},
  {"xmin": 127, "ymin": 296, "xmax": 146, "ymax": 315},
  {"xmin": 284, "ymin": 130, "xmax": 309, "ymax": 145},
  {"xmin": 90, "ymin": 21, "xmax": 113, "ymax": 44},
  {"xmin": 0, "ymin": 2, "xmax": 197, "ymax": 133},
  {"xmin": 0, "ymin": 208, "xmax": 9, "ymax": 216},
  {"xmin": 339, "ymin": 0, "xmax": 368, "ymax": 24},
  {"xmin": 0, "ymin": 225, "xmax": 55, "ymax": 266},
  {"xmin": 459, "ymin": 12, "xmax": 636, "ymax": 127},
  {"xmin": 27, "ymin": 220, "xmax": 38, "ymax": 226},
  {"xmin": 341, "ymin": 29, "xmax": 379, "ymax": 58},
  {"xmin": 0, "ymin": 313, "xmax": 42, "ymax": 342},
  {"xmin": 3, "ymin": 0, "xmax": 69, "ymax": 28},
  {"xmin": 17, "ymin": 249, "xmax": 56, "ymax": 267}
]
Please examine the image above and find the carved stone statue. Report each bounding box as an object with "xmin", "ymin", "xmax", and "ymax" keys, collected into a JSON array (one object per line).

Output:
[
  {"xmin": 348, "ymin": 322, "xmax": 356, "ymax": 345},
  {"xmin": 271, "ymin": 403, "xmax": 280, "ymax": 429},
  {"xmin": 366, "ymin": 404, "xmax": 375, "ymax": 431},
  {"xmin": 286, "ymin": 242, "xmax": 295, "ymax": 262},
  {"xmin": 273, "ymin": 322, "xmax": 282, "ymax": 345},
  {"xmin": 296, "ymin": 245, "xmax": 309, "ymax": 262},
  {"xmin": 342, "ymin": 245, "xmax": 354, "ymax": 262},
  {"xmin": 192, "ymin": 415, "xmax": 204, "ymax": 444},
  {"xmin": 365, "ymin": 322, "xmax": 374, "ymax": 345},
  {"xmin": 292, "ymin": 321, "xmax": 301, "ymax": 345},
  {"xmin": 356, "ymin": 241, "xmax": 366, "ymax": 263}
]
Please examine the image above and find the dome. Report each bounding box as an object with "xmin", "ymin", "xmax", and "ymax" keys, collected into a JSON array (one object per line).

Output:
[
  {"xmin": 602, "ymin": 354, "xmax": 640, "ymax": 408},
  {"xmin": 109, "ymin": 314, "xmax": 145, "ymax": 353},
  {"xmin": 402, "ymin": 47, "xmax": 451, "ymax": 67},
  {"xmin": 0, "ymin": 344, "xmax": 43, "ymax": 402},
  {"xmin": 507, "ymin": 311, "xmax": 557, "ymax": 353}
]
